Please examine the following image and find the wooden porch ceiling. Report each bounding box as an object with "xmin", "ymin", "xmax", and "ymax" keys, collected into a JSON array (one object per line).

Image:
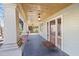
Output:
[{"xmin": 17, "ymin": 3, "xmax": 71, "ymax": 26}]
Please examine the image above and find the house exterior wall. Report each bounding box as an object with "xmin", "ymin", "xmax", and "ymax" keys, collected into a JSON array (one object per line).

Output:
[
  {"xmin": 40, "ymin": 4, "xmax": 79, "ymax": 55},
  {"xmin": 62, "ymin": 4, "xmax": 79, "ymax": 56},
  {"xmin": 39, "ymin": 22, "xmax": 47, "ymax": 40}
]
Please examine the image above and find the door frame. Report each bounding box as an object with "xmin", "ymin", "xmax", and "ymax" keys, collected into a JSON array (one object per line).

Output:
[
  {"xmin": 47, "ymin": 15, "xmax": 64, "ymax": 50},
  {"xmin": 55, "ymin": 15, "xmax": 64, "ymax": 50},
  {"xmin": 47, "ymin": 22, "xmax": 50, "ymax": 41},
  {"xmin": 50, "ymin": 19, "xmax": 56, "ymax": 45}
]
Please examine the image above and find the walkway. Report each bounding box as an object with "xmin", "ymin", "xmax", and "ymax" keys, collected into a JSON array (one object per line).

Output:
[{"xmin": 22, "ymin": 35, "xmax": 68, "ymax": 56}]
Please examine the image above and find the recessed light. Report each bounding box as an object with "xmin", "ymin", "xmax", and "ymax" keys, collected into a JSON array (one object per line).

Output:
[{"xmin": 38, "ymin": 18, "xmax": 41, "ymax": 21}]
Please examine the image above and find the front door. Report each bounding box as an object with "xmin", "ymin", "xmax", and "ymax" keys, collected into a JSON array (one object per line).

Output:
[
  {"xmin": 50, "ymin": 20, "xmax": 56, "ymax": 45},
  {"xmin": 57, "ymin": 18, "xmax": 62, "ymax": 49}
]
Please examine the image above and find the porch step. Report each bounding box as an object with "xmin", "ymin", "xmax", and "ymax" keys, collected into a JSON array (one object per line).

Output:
[{"xmin": 0, "ymin": 43, "xmax": 19, "ymax": 51}]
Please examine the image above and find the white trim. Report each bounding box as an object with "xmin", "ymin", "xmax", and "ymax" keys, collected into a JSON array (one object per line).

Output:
[
  {"xmin": 47, "ymin": 22, "xmax": 50, "ymax": 41},
  {"xmin": 61, "ymin": 15, "xmax": 64, "ymax": 50},
  {"xmin": 55, "ymin": 18, "xmax": 58, "ymax": 47},
  {"xmin": 55, "ymin": 15, "xmax": 64, "ymax": 50}
]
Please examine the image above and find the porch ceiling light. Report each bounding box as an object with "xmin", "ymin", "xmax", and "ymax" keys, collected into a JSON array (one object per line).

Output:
[{"xmin": 38, "ymin": 13, "xmax": 41, "ymax": 21}]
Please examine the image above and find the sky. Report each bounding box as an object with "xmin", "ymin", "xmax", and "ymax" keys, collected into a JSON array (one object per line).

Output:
[
  {"xmin": 0, "ymin": 4, "xmax": 4, "ymax": 27},
  {"xmin": 0, "ymin": 4, "xmax": 4, "ymax": 17}
]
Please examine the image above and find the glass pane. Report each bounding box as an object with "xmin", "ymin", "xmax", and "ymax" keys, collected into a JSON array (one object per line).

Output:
[
  {"xmin": 50, "ymin": 20, "xmax": 56, "ymax": 45},
  {"xmin": 57, "ymin": 18, "xmax": 61, "ymax": 49},
  {"xmin": 57, "ymin": 18, "xmax": 61, "ymax": 36}
]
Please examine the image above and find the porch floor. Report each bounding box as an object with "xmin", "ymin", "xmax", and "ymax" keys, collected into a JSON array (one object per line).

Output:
[{"xmin": 22, "ymin": 35, "xmax": 68, "ymax": 56}]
